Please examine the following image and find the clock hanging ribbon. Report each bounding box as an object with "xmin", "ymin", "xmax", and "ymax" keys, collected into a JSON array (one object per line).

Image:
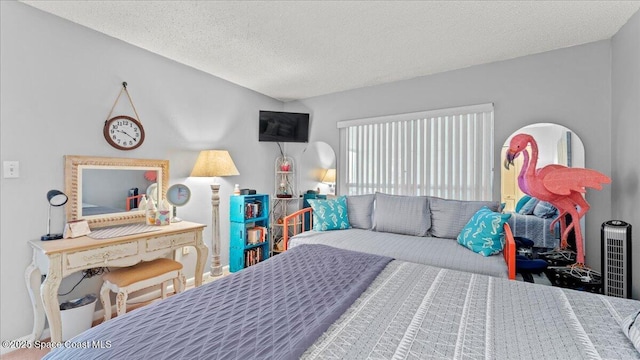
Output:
[{"xmin": 103, "ymin": 82, "xmax": 146, "ymax": 150}]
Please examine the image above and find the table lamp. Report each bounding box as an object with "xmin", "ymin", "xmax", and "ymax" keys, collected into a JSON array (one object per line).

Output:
[
  {"xmin": 41, "ymin": 190, "xmax": 68, "ymax": 240},
  {"xmin": 322, "ymin": 168, "xmax": 336, "ymax": 195},
  {"xmin": 190, "ymin": 150, "xmax": 239, "ymax": 277}
]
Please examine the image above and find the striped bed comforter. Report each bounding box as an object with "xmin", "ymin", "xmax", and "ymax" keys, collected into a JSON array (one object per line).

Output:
[{"xmin": 304, "ymin": 260, "xmax": 640, "ymax": 360}]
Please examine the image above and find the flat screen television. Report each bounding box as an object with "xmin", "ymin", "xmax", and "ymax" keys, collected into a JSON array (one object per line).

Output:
[{"xmin": 259, "ymin": 110, "xmax": 309, "ymax": 143}]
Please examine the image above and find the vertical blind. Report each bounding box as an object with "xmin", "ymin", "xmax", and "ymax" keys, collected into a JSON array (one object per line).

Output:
[{"xmin": 338, "ymin": 103, "xmax": 494, "ymax": 200}]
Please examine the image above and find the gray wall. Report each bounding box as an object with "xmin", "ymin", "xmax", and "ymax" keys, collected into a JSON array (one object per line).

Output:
[
  {"xmin": 0, "ymin": 2, "xmax": 282, "ymax": 342},
  {"xmin": 612, "ymin": 10, "xmax": 640, "ymax": 298},
  {"xmin": 285, "ymin": 40, "xmax": 613, "ymax": 280}
]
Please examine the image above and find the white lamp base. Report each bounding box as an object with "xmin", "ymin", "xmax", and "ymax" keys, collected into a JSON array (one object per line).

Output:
[{"xmin": 209, "ymin": 184, "xmax": 223, "ymax": 277}]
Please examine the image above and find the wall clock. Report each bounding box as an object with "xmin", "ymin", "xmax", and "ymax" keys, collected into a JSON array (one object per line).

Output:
[{"xmin": 103, "ymin": 115, "xmax": 145, "ymax": 150}]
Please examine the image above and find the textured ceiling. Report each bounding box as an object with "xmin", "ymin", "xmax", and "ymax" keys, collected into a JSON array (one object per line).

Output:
[{"xmin": 21, "ymin": 1, "xmax": 640, "ymax": 101}]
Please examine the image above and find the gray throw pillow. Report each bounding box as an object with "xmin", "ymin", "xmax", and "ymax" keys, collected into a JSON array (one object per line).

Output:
[
  {"xmin": 373, "ymin": 193, "xmax": 430, "ymax": 236},
  {"xmin": 429, "ymin": 197, "xmax": 500, "ymax": 239},
  {"xmin": 347, "ymin": 194, "xmax": 375, "ymax": 229}
]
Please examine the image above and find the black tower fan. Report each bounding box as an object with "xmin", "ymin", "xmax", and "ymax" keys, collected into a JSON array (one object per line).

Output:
[{"xmin": 601, "ymin": 220, "xmax": 632, "ymax": 298}]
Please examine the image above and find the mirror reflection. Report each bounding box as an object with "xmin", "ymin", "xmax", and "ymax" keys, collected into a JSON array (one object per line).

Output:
[
  {"xmin": 501, "ymin": 123, "xmax": 585, "ymax": 211},
  {"xmin": 65, "ymin": 155, "xmax": 169, "ymax": 228},
  {"xmin": 81, "ymin": 169, "xmax": 158, "ymax": 216},
  {"xmin": 501, "ymin": 123, "xmax": 585, "ymax": 250},
  {"xmin": 299, "ymin": 141, "xmax": 336, "ymax": 194}
]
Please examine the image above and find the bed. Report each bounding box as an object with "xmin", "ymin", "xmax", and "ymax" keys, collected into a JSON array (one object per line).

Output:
[
  {"xmin": 81, "ymin": 203, "xmax": 125, "ymax": 216},
  {"xmin": 507, "ymin": 196, "xmax": 565, "ymax": 249},
  {"xmin": 44, "ymin": 244, "xmax": 640, "ymax": 359},
  {"xmin": 82, "ymin": 193, "xmax": 144, "ymax": 215},
  {"xmin": 282, "ymin": 195, "xmax": 518, "ymax": 280},
  {"xmin": 288, "ymin": 228, "xmax": 510, "ymax": 279},
  {"xmin": 507, "ymin": 212, "xmax": 560, "ymax": 249}
]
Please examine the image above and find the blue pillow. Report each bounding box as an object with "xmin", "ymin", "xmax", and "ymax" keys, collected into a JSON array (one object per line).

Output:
[
  {"xmin": 307, "ymin": 196, "xmax": 351, "ymax": 231},
  {"xmin": 518, "ymin": 197, "xmax": 539, "ymax": 215},
  {"xmin": 533, "ymin": 201, "xmax": 558, "ymax": 219},
  {"xmin": 457, "ymin": 207, "xmax": 511, "ymax": 257},
  {"xmin": 514, "ymin": 195, "xmax": 532, "ymax": 213}
]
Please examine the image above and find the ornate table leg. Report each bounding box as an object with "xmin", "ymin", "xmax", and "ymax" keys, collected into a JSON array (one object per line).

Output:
[
  {"xmin": 24, "ymin": 250, "xmax": 44, "ymax": 342},
  {"xmin": 41, "ymin": 253, "xmax": 63, "ymax": 343},
  {"xmin": 194, "ymin": 229, "xmax": 208, "ymax": 286}
]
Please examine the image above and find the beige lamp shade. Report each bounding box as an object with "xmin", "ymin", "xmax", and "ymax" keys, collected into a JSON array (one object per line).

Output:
[
  {"xmin": 190, "ymin": 150, "xmax": 240, "ymax": 177},
  {"xmin": 322, "ymin": 168, "xmax": 336, "ymax": 183}
]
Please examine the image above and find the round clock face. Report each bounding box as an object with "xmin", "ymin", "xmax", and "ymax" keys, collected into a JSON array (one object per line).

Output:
[{"xmin": 103, "ymin": 115, "xmax": 145, "ymax": 150}]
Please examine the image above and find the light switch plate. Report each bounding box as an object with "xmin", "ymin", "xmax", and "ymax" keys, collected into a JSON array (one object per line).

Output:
[{"xmin": 3, "ymin": 161, "xmax": 19, "ymax": 178}]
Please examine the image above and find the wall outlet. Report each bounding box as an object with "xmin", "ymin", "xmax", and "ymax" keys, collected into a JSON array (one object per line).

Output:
[
  {"xmin": 3, "ymin": 161, "xmax": 19, "ymax": 178},
  {"xmin": 182, "ymin": 247, "xmax": 190, "ymax": 255}
]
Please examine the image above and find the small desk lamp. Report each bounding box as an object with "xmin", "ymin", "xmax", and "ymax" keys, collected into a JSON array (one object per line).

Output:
[
  {"xmin": 41, "ymin": 190, "xmax": 68, "ymax": 241},
  {"xmin": 322, "ymin": 168, "xmax": 336, "ymax": 195},
  {"xmin": 190, "ymin": 150, "xmax": 239, "ymax": 277}
]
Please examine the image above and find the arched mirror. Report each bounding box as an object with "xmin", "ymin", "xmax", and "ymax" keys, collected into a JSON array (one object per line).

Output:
[
  {"xmin": 298, "ymin": 141, "xmax": 336, "ymax": 195},
  {"xmin": 501, "ymin": 123, "xmax": 585, "ymax": 249}
]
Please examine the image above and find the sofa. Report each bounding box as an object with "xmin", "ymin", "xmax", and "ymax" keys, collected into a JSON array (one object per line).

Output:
[{"xmin": 283, "ymin": 193, "xmax": 516, "ymax": 279}]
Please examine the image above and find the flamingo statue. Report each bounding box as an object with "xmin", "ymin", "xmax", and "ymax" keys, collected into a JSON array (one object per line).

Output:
[
  {"xmin": 509, "ymin": 145, "xmax": 570, "ymax": 240},
  {"xmin": 504, "ymin": 133, "xmax": 611, "ymax": 265},
  {"xmin": 514, "ymin": 146, "xmax": 531, "ymax": 196}
]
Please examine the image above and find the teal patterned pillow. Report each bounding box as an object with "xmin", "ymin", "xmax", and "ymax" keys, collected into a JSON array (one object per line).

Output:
[
  {"xmin": 457, "ymin": 206, "xmax": 511, "ymax": 256},
  {"xmin": 308, "ymin": 196, "xmax": 351, "ymax": 231}
]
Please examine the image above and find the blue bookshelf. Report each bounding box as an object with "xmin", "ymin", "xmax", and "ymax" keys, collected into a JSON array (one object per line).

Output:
[{"xmin": 229, "ymin": 194, "xmax": 270, "ymax": 272}]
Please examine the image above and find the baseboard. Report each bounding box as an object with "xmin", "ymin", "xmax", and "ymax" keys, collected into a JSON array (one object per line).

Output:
[{"xmin": 9, "ymin": 267, "xmax": 229, "ymax": 350}]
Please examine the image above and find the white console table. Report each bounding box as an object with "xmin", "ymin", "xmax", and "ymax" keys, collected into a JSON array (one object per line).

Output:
[{"xmin": 25, "ymin": 221, "xmax": 207, "ymax": 343}]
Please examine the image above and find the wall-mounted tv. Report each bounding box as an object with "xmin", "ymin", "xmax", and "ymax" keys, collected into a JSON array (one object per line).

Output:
[{"xmin": 259, "ymin": 110, "xmax": 309, "ymax": 143}]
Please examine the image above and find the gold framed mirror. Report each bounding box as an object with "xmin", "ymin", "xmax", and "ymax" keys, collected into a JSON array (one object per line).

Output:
[{"xmin": 65, "ymin": 155, "xmax": 169, "ymax": 228}]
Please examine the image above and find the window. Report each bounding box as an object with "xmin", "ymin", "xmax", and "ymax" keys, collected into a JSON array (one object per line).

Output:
[{"xmin": 338, "ymin": 103, "xmax": 494, "ymax": 200}]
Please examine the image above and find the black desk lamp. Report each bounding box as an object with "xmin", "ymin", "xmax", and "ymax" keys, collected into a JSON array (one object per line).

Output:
[{"xmin": 41, "ymin": 190, "xmax": 68, "ymax": 241}]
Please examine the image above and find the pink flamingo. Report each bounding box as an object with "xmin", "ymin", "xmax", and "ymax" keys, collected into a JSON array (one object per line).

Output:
[
  {"xmin": 504, "ymin": 133, "xmax": 610, "ymax": 265},
  {"xmin": 507, "ymin": 147, "xmax": 569, "ymax": 236},
  {"xmin": 514, "ymin": 146, "xmax": 531, "ymax": 196}
]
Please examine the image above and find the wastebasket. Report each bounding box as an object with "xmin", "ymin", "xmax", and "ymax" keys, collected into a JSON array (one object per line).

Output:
[{"xmin": 59, "ymin": 293, "xmax": 97, "ymax": 341}]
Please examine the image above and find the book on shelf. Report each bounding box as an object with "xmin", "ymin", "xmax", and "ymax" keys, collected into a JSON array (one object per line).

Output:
[
  {"xmin": 244, "ymin": 200, "xmax": 262, "ymax": 219},
  {"xmin": 246, "ymin": 226, "xmax": 267, "ymax": 244},
  {"xmin": 244, "ymin": 247, "xmax": 263, "ymax": 267}
]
